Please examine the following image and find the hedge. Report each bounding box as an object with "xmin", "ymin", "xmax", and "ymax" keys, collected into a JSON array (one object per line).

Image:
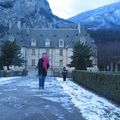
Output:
[
  {"xmin": 72, "ymin": 70, "xmax": 120, "ymax": 103},
  {"xmin": 0, "ymin": 69, "xmax": 28, "ymax": 77}
]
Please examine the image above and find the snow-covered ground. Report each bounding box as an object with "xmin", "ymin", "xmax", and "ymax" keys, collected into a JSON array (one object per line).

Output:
[
  {"xmin": 0, "ymin": 76, "xmax": 120, "ymax": 120},
  {"xmin": 56, "ymin": 78, "xmax": 120, "ymax": 120},
  {"xmin": 16, "ymin": 76, "xmax": 75, "ymax": 113},
  {"xmin": 0, "ymin": 77, "xmax": 21, "ymax": 85}
]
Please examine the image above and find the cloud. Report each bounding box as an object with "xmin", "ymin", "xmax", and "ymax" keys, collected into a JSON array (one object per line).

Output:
[{"xmin": 48, "ymin": 0, "xmax": 120, "ymax": 19}]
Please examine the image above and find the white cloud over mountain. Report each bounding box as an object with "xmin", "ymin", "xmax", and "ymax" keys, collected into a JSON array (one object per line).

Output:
[{"xmin": 48, "ymin": 0, "xmax": 120, "ymax": 19}]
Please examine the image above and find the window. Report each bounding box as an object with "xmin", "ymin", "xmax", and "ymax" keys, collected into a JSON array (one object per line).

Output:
[
  {"xmin": 59, "ymin": 39, "xmax": 64, "ymax": 47},
  {"xmin": 59, "ymin": 60, "xmax": 63, "ymax": 67},
  {"xmin": 32, "ymin": 59, "xmax": 35, "ymax": 66},
  {"xmin": 72, "ymin": 41, "xmax": 75, "ymax": 44},
  {"xmin": 16, "ymin": 32, "xmax": 19, "ymax": 35},
  {"xmin": 66, "ymin": 35, "xmax": 69, "ymax": 38},
  {"xmin": 40, "ymin": 34, "xmax": 43, "ymax": 37},
  {"xmin": 60, "ymin": 49, "xmax": 63, "ymax": 56},
  {"xmin": 20, "ymin": 40, "xmax": 23, "ymax": 43},
  {"xmin": 45, "ymin": 38, "xmax": 50, "ymax": 47},
  {"xmin": 53, "ymin": 34, "xmax": 56, "ymax": 37},
  {"xmin": 32, "ymin": 49, "xmax": 35, "ymax": 55},
  {"xmin": 26, "ymin": 33, "xmax": 29, "ymax": 36},
  {"xmin": 46, "ymin": 49, "xmax": 49, "ymax": 56},
  {"xmin": 9, "ymin": 36, "xmax": 14, "ymax": 42},
  {"xmin": 31, "ymin": 39, "xmax": 36, "ymax": 47}
]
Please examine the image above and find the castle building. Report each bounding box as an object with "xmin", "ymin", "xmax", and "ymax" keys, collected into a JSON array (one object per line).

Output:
[{"xmin": 2, "ymin": 22, "xmax": 97, "ymax": 73}]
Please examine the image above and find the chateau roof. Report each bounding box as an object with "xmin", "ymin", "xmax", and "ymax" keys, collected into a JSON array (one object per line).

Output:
[
  {"xmin": 2, "ymin": 24, "xmax": 96, "ymax": 49},
  {"xmin": 3, "ymin": 27, "xmax": 81, "ymax": 48}
]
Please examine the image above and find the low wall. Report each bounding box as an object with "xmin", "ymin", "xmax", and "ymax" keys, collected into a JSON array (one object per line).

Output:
[
  {"xmin": 0, "ymin": 70, "xmax": 28, "ymax": 77},
  {"xmin": 72, "ymin": 70, "xmax": 120, "ymax": 103}
]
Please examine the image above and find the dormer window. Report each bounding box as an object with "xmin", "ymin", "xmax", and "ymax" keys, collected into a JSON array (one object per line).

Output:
[
  {"xmin": 26, "ymin": 33, "xmax": 29, "ymax": 36},
  {"xmin": 76, "ymin": 33, "xmax": 78, "ymax": 36},
  {"xmin": 59, "ymin": 39, "xmax": 64, "ymax": 47},
  {"xmin": 45, "ymin": 38, "xmax": 50, "ymax": 47},
  {"xmin": 31, "ymin": 39, "xmax": 36, "ymax": 47},
  {"xmin": 53, "ymin": 34, "xmax": 56, "ymax": 37},
  {"xmin": 17, "ymin": 32, "xmax": 19, "ymax": 35},
  {"xmin": 40, "ymin": 34, "xmax": 43, "ymax": 37},
  {"xmin": 66, "ymin": 35, "xmax": 69, "ymax": 38},
  {"xmin": 9, "ymin": 36, "xmax": 14, "ymax": 42}
]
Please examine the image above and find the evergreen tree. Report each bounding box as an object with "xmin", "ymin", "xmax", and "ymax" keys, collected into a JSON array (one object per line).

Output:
[
  {"xmin": 69, "ymin": 42, "xmax": 93, "ymax": 70},
  {"xmin": 0, "ymin": 57, "xmax": 3, "ymax": 70},
  {"xmin": 88, "ymin": 29, "xmax": 120, "ymax": 70},
  {"xmin": 0, "ymin": 40, "xmax": 24, "ymax": 70}
]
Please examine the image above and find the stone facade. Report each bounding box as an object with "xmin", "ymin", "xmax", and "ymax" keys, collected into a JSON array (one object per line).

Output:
[{"xmin": 21, "ymin": 45, "xmax": 72, "ymax": 71}]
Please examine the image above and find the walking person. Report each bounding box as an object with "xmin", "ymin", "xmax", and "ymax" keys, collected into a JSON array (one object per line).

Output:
[
  {"xmin": 37, "ymin": 58, "xmax": 44, "ymax": 89},
  {"xmin": 37, "ymin": 53, "xmax": 49, "ymax": 89},
  {"xmin": 61, "ymin": 67, "xmax": 68, "ymax": 81}
]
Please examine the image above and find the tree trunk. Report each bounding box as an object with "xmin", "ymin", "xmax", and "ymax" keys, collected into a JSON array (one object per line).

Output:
[
  {"xmin": 0, "ymin": 65, "xmax": 3, "ymax": 70},
  {"xmin": 7, "ymin": 66, "xmax": 9, "ymax": 70}
]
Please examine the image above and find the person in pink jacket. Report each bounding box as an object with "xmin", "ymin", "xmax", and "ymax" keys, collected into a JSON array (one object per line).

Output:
[{"xmin": 38, "ymin": 53, "xmax": 49, "ymax": 89}]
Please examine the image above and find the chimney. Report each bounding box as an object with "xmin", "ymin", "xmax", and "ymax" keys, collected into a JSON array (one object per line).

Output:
[
  {"xmin": 27, "ymin": 27, "xmax": 30, "ymax": 34},
  {"xmin": 78, "ymin": 22, "xmax": 81, "ymax": 33},
  {"xmin": 9, "ymin": 22, "xmax": 12, "ymax": 29},
  {"xmin": 17, "ymin": 21, "xmax": 21, "ymax": 31}
]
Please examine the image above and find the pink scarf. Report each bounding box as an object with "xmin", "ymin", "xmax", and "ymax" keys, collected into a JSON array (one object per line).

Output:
[{"xmin": 42, "ymin": 56, "xmax": 49, "ymax": 71}]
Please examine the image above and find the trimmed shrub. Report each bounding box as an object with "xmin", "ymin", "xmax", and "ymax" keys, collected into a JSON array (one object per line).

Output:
[
  {"xmin": 0, "ymin": 70, "xmax": 28, "ymax": 77},
  {"xmin": 72, "ymin": 70, "xmax": 120, "ymax": 103}
]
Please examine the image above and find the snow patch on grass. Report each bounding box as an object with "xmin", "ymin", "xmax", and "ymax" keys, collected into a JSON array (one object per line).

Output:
[{"xmin": 56, "ymin": 77, "xmax": 120, "ymax": 120}]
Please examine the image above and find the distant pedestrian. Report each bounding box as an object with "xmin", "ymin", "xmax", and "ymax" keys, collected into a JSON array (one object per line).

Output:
[
  {"xmin": 37, "ymin": 53, "xmax": 49, "ymax": 89},
  {"xmin": 61, "ymin": 67, "xmax": 68, "ymax": 81}
]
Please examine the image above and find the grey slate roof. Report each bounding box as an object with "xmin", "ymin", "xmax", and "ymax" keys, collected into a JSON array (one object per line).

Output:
[
  {"xmin": 1, "ymin": 24, "xmax": 96, "ymax": 50},
  {"xmin": 21, "ymin": 28, "xmax": 81, "ymax": 48}
]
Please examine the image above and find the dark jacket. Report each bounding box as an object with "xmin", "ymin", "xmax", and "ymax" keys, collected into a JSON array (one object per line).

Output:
[
  {"xmin": 38, "ymin": 58, "xmax": 49, "ymax": 76},
  {"xmin": 62, "ymin": 69, "xmax": 68, "ymax": 76},
  {"xmin": 38, "ymin": 58, "xmax": 43, "ymax": 76}
]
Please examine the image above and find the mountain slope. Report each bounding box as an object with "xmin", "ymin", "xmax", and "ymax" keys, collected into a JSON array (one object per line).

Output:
[
  {"xmin": 0, "ymin": 0, "xmax": 74, "ymax": 36},
  {"xmin": 69, "ymin": 2, "xmax": 120, "ymax": 29}
]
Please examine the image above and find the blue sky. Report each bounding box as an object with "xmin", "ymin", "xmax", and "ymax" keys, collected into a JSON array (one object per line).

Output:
[{"xmin": 48, "ymin": 0, "xmax": 120, "ymax": 19}]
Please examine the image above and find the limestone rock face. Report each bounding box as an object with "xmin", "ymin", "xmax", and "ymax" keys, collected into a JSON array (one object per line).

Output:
[{"xmin": 0, "ymin": 0, "xmax": 74, "ymax": 36}]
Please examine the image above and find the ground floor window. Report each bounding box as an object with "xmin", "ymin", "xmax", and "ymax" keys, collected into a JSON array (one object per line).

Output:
[
  {"xmin": 46, "ymin": 49, "xmax": 49, "ymax": 56},
  {"xmin": 32, "ymin": 48, "xmax": 35, "ymax": 55},
  {"xmin": 32, "ymin": 59, "xmax": 35, "ymax": 66},
  {"xmin": 60, "ymin": 49, "xmax": 63, "ymax": 56},
  {"xmin": 59, "ymin": 60, "xmax": 63, "ymax": 67}
]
